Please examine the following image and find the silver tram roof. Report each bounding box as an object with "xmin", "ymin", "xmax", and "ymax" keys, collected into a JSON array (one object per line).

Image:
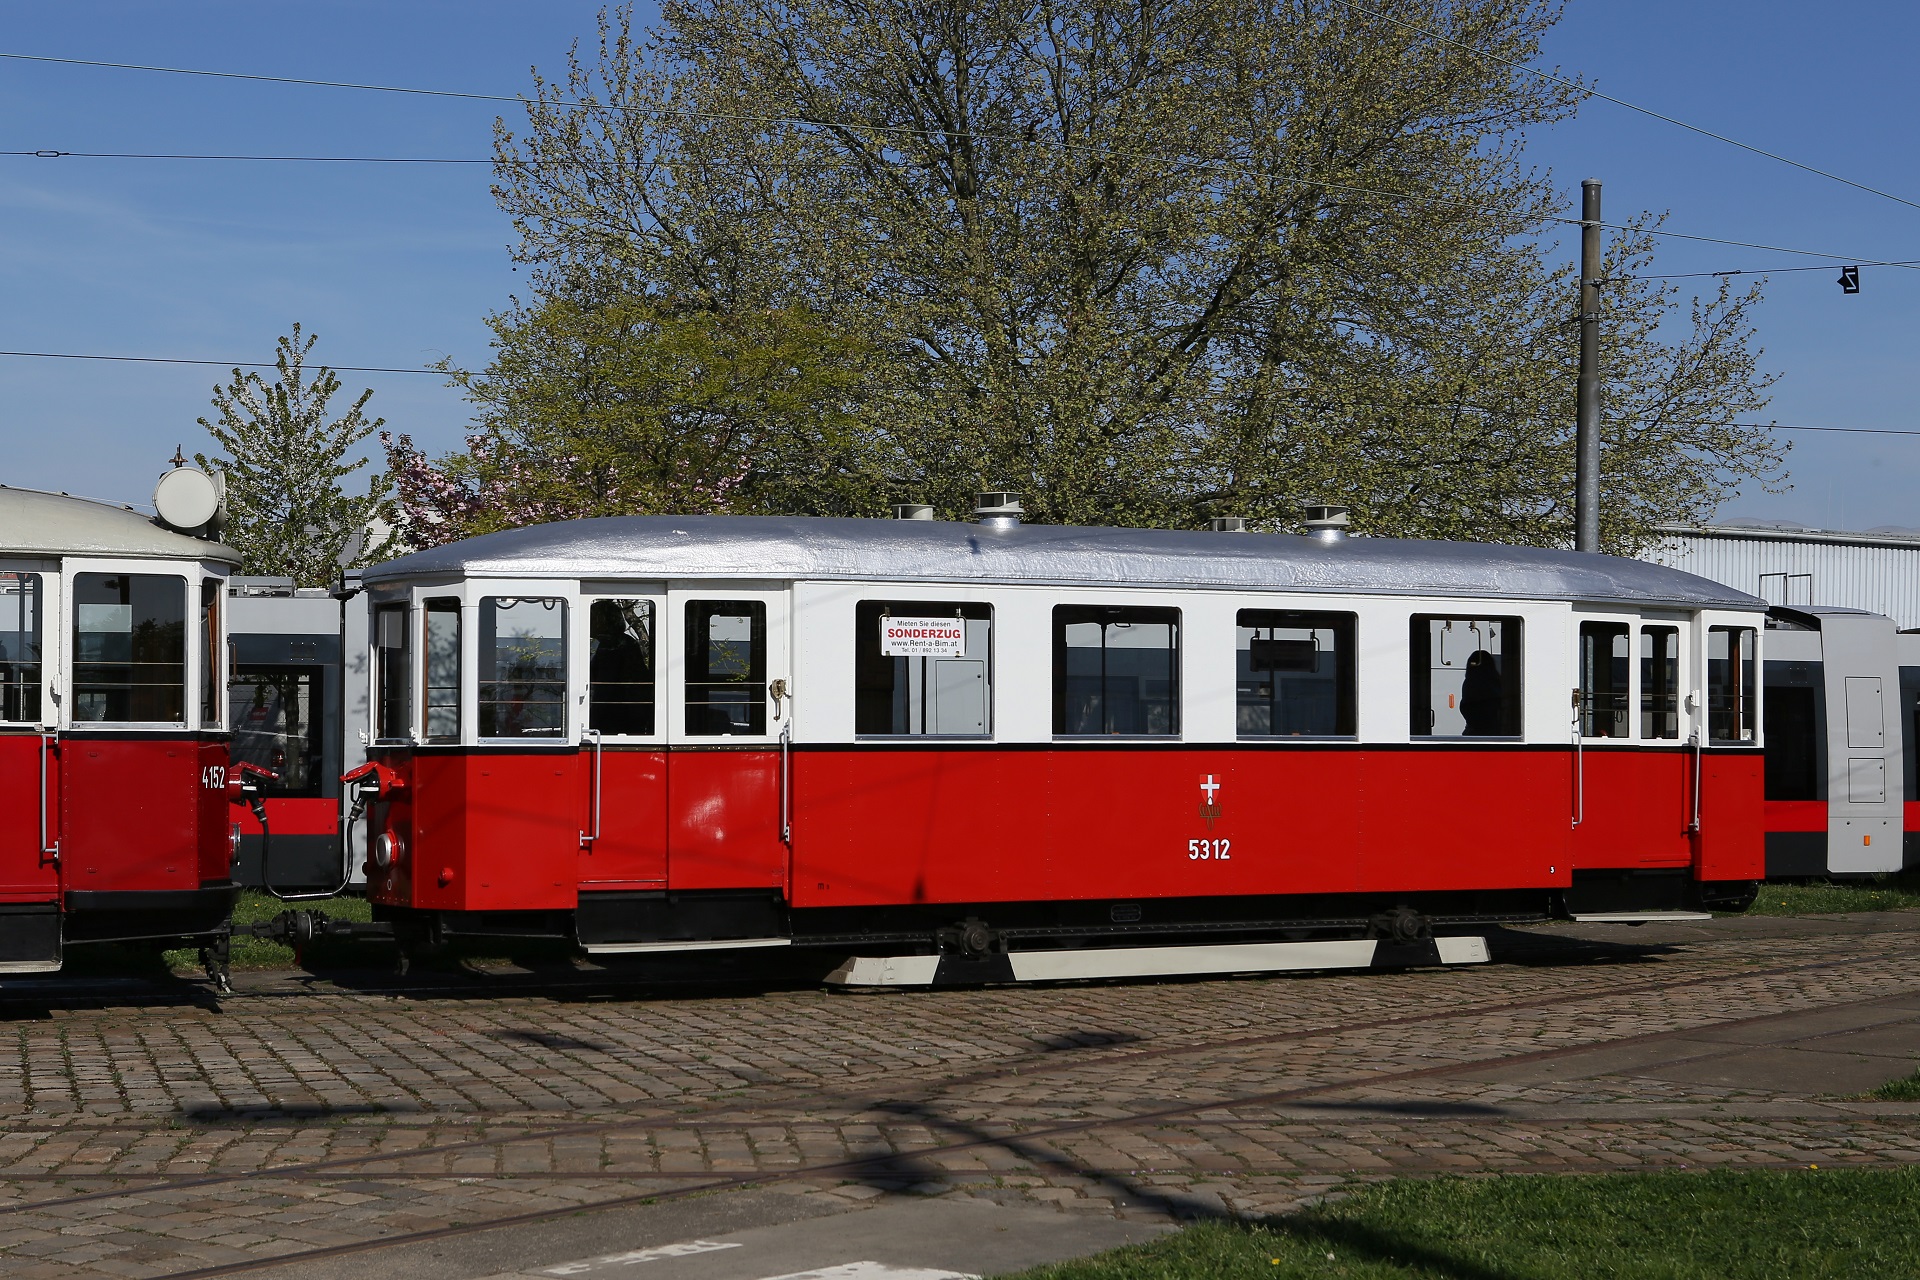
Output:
[
  {"xmin": 0, "ymin": 486, "xmax": 241, "ymax": 564},
  {"xmin": 364, "ymin": 515, "xmax": 1765, "ymax": 612}
]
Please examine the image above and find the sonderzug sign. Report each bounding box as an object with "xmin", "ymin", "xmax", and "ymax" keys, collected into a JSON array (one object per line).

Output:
[{"xmin": 880, "ymin": 617, "xmax": 966, "ymax": 657}]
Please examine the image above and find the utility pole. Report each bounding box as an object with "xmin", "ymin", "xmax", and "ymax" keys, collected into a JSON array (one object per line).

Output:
[{"xmin": 1574, "ymin": 178, "xmax": 1602, "ymax": 554}]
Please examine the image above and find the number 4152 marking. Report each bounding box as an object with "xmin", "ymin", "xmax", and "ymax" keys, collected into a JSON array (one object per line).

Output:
[{"xmin": 1187, "ymin": 838, "xmax": 1230, "ymax": 861}]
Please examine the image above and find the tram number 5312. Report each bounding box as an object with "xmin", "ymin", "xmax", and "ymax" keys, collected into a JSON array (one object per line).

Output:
[{"xmin": 1187, "ymin": 838, "xmax": 1231, "ymax": 861}]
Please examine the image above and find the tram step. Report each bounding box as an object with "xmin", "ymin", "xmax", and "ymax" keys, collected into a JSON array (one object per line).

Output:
[
  {"xmin": 826, "ymin": 936, "xmax": 1490, "ymax": 987},
  {"xmin": 1569, "ymin": 911, "xmax": 1714, "ymax": 923}
]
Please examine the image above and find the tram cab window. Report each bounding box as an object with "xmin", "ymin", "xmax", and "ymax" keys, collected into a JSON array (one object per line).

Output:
[
  {"xmin": 1707, "ymin": 626, "xmax": 1758, "ymax": 744},
  {"xmin": 855, "ymin": 601, "xmax": 992, "ymax": 736},
  {"xmin": 1053, "ymin": 605, "xmax": 1180, "ymax": 736},
  {"xmin": 588, "ymin": 599, "xmax": 655, "ymax": 736},
  {"xmin": 1410, "ymin": 615, "xmax": 1522, "ymax": 738},
  {"xmin": 374, "ymin": 604, "xmax": 411, "ymax": 740},
  {"xmin": 479, "ymin": 597, "xmax": 567, "ymax": 739},
  {"xmin": 230, "ymin": 667, "xmax": 325, "ymax": 795},
  {"xmin": 1640, "ymin": 626, "xmax": 1681, "ymax": 740},
  {"xmin": 0, "ymin": 572, "xmax": 43, "ymax": 723},
  {"xmin": 1578, "ymin": 622, "xmax": 1630, "ymax": 738},
  {"xmin": 424, "ymin": 598, "xmax": 462, "ymax": 742},
  {"xmin": 1236, "ymin": 610, "xmax": 1354, "ymax": 737},
  {"xmin": 686, "ymin": 601, "xmax": 766, "ymax": 735},
  {"xmin": 72, "ymin": 572, "xmax": 186, "ymax": 723},
  {"xmin": 1763, "ymin": 661, "xmax": 1822, "ymax": 800},
  {"xmin": 200, "ymin": 579, "xmax": 223, "ymax": 728}
]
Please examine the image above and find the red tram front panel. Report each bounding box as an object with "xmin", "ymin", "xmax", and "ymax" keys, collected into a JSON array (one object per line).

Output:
[{"xmin": 61, "ymin": 736, "xmax": 230, "ymax": 894}]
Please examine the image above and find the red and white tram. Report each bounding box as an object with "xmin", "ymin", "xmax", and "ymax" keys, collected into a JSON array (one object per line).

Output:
[
  {"xmin": 1, "ymin": 482, "xmax": 249, "ymax": 978},
  {"xmin": 347, "ymin": 505, "xmax": 1768, "ymax": 984}
]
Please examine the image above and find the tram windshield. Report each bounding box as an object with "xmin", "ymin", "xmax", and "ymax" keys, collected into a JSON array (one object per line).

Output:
[
  {"xmin": 72, "ymin": 572, "xmax": 186, "ymax": 723},
  {"xmin": 588, "ymin": 599, "xmax": 655, "ymax": 736},
  {"xmin": 230, "ymin": 666, "xmax": 324, "ymax": 794},
  {"xmin": 480, "ymin": 597, "xmax": 567, "ymax": 738},
  {"xmin": 0, "ymin": 573, "xmax": 42, "ymax": 723}
]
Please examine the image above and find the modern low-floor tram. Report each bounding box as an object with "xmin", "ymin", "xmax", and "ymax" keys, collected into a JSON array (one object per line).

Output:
[
  {"xmin": 347, "ymin": 511, "xmax": 1768, "ymax": 985},
  {"xmin": 0, "ymin": 484, "xmax": 249, "ymax": 976}
]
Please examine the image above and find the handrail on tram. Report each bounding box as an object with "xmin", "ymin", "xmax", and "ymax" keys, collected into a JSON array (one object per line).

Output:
[{"xmin": 39, "ymin": 731, "xmax": 59, "ymax": 861}]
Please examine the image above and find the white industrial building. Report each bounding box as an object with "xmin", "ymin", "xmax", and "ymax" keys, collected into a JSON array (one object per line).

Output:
[{"xmin": 1645, "ymin": 521, "xmax": 1920, "ymax": 630}]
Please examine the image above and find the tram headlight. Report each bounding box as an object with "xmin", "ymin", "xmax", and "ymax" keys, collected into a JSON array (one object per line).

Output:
[{"xmin": 374, "ymin": 831, "xmax": 404, "ymax": 870}]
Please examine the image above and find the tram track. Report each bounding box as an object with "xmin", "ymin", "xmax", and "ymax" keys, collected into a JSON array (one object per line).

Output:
[
  {"xmin": 0, "ymin": 941, "xmax": 1912, "ymax": 1222},
  {"xmin": 127, "ymin": 955, "xmax": 1920, "ymax": 1279}
]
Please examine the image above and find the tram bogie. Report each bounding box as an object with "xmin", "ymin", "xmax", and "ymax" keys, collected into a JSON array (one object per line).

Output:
[{"xmin": 344, "ymin": 513, "xmax": 1769, "ymax": 977}]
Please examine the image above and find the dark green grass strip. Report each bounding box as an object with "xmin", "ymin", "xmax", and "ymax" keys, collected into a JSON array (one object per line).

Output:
[
  {"xmin": 1002, "ymin": 1168, "xmax": 1920, "ymax": 1279},
  {"xmin": 1746, "ymin": 869, "xmax": 1920, "ymax": 916}
]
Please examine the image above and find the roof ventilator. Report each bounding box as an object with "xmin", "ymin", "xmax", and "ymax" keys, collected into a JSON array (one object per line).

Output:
[
  {"xmin": 974, "ymin": 491, "xmax": 1023, "ymax": 528},
  {"xmin": 891, "ymin": 503, "xmax": 935, "ymax": 520},
  {"xmin": 1303, "ymin": 504, "xmax": 1351, "ymax": 542},
  {"xmin": 1208, "ymin": 516, "xmax": 1247, "ymax": 532}
]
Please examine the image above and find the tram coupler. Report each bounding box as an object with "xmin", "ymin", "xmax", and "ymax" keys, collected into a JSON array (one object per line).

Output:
[
  {"xmin": 199, "ymin": 930, "xmax": 232, "ymax": 996},
  {"xmin": 239, "ymin": 910, "xmax": 396, "ymax": 945}
]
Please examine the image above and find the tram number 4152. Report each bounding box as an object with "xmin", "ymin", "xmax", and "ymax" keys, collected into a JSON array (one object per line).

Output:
[{"xmin": 1187, "ymin": 838, "xmax": 1231, "ymax": 861}]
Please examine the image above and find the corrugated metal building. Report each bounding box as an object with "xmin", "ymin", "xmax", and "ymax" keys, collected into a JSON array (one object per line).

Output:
[{"xmin": 1645, "ymin": 522, "xmax": 1920, "ymax": 629}]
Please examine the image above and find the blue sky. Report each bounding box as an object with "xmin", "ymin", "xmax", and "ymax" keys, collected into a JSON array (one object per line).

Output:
[{"xmin": 0, "ymin": 1, "xmax": 1914, "ymax": 531}]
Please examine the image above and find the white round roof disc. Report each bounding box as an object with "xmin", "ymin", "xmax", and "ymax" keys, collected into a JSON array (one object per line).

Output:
[{"xmin": 153, "ymin": 467, "xmax": 220, "ymax": 530}]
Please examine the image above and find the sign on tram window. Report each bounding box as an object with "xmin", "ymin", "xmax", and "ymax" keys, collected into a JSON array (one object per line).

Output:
[
  {"xmin": 479, "ymin": 597, "xmax": 567, "ymax": 739},
  {"xmin": 588, "ymin": 599, "xmax": 655, "ymax": 736},
  {"xmin": 686, "ymin": 600, "xmax": 766, "ymax": 736},
  {"xmin": 1236, "ymin": 610, "xmax": 1354, "ymax": 737},
  {"xmin": 0, "ymin": 573, "xmax": 42, "ymax": 723},
  {"xmin": 1578, "ymin": 621, "xmax": 1630, "ymax": 739},
  {"xmin": 1707, "ymin": 626, "xmax": 1757, "ymax": 744},
  {"xmin": 1053, "ymin": 605, "xmax": 1180, "ymax": 737},
  {"xmin": 72, "ymin": 573, "xmax": 186, "ymax": 724},
  {"xmin": 1410, "ymin": 615, "xmax": 1522, "ymax": 738},
  {"xmin": 856, "ymin": 601, "xmax": 991, "ymax": 736}
]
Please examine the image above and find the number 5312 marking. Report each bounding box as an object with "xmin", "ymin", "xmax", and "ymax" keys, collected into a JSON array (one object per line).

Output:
[{"xmin": 1187, "ymin": 838, "xmax": 1231, "ymax": 861}]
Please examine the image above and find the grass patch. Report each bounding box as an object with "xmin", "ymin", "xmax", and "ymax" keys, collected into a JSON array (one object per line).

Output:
[
  {"xmin": 1003, "ymin": 1168, "xmax": 1920, "ymax": 1279},
  {"xmin": 1869, "ymin": 1069, "xmax": 1920, "ymax": 1101},
  {"xmin": 1745, "ymin": 868, "xmax": 1920, "ymax": 916}
]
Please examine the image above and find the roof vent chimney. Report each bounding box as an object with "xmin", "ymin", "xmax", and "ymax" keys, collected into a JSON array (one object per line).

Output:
[
  {"xmin": 974, "ymin": 491, "xmax": 1023, "ymax": 528},
  {"xmin": 1208, "ymin": 516, "xmax": 1247, "ymax": 533},
  {"xmin": 1302, "ymin": 504, "xmax": 1350, "ymax": 542},
  {"xmin": 891, "ymin": 503, "xmax": 935, "ymax": 520}
]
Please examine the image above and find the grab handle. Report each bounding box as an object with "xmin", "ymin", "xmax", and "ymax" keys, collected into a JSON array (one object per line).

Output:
[
  {"xmin": 580, "ymin": 728, "xmax": 602, "ymax": 847},
  {"xmin": 779, "ymin": 720, "xmax": 792, "ymax": 845},
  {"xmin": 39, "ymin": 733, "xmax": 59, "ymax": 860}
]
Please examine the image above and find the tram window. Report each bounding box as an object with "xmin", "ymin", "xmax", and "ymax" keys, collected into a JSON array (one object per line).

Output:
[
  {"xmin": 1578, "ymin": 622, "xmax": 1630, "ymax": 739},
  {"xmin": 72, "ymin": 572, "xmax": 186, "ymax": 723},
  {"xmin": 0, "ymin": 573, "xmax": 42, "ymax": 723},
  {"xmin": 854, "ymin": 601, "xmax": 992, "ymax": 736},
  {"xmin": 686, "ymin": 601, "xmax": 766, "ymax": 736},
  {"xmin": 424, "ymin": 598, "xmax": 462, "ymax": 742},
  {"xmin": 479, "ymin": 597, "xmax": 567, "ymax": 738},
  {"xmin": 1763, "ymin": 681, "xmax": 1821, "ymax": 800},
  {"xmin": 588, "ymin": 599, "xmax": 655, "ymax": 736},
  {"xmin": 230, "ymin": 666, "xmax": 325, "ymax": 796},
  {"xmin": 1640, "ymin": 626, "xmax": 1681, "ymax": 740},
  {"xmin": 1053, "ymin": 605, "xmax": 1180, "ymax": 737},
  {"xmin": 1409, "ymin": 615, "xmax": 1522, "ymax": 738},
  {"xmin": 1707, "ymin": 626, "xmax": 1757, "ymax": 744},
  {"xmin": 1235, "ymin": 609, "xmax": 1354, "ymax": 737},
  {"xmin": 374, "ymin": 604, "xmax": 411, "ymax": 741},
  {"xmin": 200, "ymin": 579, "xmax": 223, "ymax": 728}
]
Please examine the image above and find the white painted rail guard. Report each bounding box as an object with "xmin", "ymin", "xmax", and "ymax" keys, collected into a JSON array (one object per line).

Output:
[
  {"xmin": 1569, "ymin": 912, "xmax": 1713, "ymax": 923},
  {"xmin": 825, "ymin": 936, "xmax": 1490, "ymax": 987}
]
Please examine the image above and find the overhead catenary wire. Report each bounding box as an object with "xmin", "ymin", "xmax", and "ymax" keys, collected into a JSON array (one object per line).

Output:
[{"xmin": 1331, "ymin": 0, "xmax": 1920, "ymax": 216}]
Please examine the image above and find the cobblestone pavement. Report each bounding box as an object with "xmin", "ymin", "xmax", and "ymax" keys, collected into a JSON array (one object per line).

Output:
[{"xmin": 4, "ymin": 915, "xmax": 1920, "ymax": 1277}]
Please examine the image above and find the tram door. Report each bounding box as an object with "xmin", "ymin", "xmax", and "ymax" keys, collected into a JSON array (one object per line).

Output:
[
  {"xmin": 578, "ymin": 587, "xmax": 668, "ymax": 889},
  {"xmin": 664, "ymin": 586, "xmax": 792, "ymax": 894},
  {"xmin": 1570, "ymin": 613, "xmax": 1694, "ymax": 871},
  {"xmin": 0, "ymin": 565, "xmax": 60, "ymax": 909}
]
